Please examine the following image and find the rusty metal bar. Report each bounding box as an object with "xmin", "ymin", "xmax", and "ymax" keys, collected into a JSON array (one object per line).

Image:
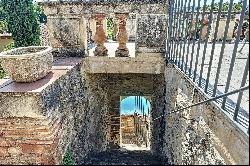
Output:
[{"xmin": 153, "ymin": 85, "xmax": 249, "ymax": 121}]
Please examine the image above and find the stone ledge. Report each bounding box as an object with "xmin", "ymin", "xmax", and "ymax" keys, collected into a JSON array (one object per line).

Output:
[{"xmin": 82, "ymin": 56, "xmax": 166, "ymax": 74}]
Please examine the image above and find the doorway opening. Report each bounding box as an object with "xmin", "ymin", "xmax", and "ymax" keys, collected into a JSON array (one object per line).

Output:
[{"xmin": 120, "ymin": 96, "xmax": 151, "ymax": 151}]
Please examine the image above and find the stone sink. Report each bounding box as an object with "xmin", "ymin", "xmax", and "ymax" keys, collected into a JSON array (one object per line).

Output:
[{"xmin": 0, "ymin": 46, "xmax": 53, "ymax": 83}]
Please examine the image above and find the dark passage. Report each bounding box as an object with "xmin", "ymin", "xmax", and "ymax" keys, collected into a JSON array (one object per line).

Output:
[{"xmin": 82, "ymin": 150, "xmax": 167, "ymax": 165}]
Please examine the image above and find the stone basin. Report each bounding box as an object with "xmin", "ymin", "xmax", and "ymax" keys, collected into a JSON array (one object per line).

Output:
[{"xmin": 0, "ymin": 46, "xmax": 53, "ymax": 83}]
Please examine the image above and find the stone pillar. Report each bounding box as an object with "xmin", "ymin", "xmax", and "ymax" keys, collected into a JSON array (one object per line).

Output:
[
  {"xmin": 40, "ymin": 23, "xmax": 50, "ymax": 46},
  {"xmin": 136, "ymin": 14, "xmax": 167, "ymax": 57},
  {"xmin": 115, "ymin": 13, "xmax": 129, "ymax": 57},
  {"xmin": 127, "ymin": 14, "xmax": 137, "ymax": 42},
  {"xmin": 93, "ymin": 14, "xmax": 108, "ymax": 56}
]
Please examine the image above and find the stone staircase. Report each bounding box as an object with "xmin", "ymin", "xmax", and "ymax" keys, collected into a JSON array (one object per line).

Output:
[{"xmin": 82, "ymin": 150, "xmax": 167, "ymax": 165}]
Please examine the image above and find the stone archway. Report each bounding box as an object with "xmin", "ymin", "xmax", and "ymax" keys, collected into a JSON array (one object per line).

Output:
[
  {"xmin": 120, "ymin": 96, "xmax": 152, "ymax": 149},
  {"xmin": 87, "ymin": 73, "xmax": 166, "ymax": 151}
]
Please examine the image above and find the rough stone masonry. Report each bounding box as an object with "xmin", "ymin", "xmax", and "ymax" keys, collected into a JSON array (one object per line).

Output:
[{"xmin": 0, "ymin": 0, "xmax": 249, "ymax": 165}]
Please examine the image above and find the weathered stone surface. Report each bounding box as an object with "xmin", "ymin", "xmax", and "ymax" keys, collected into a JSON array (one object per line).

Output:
[
  {"xmin": 46, "ymin": 16, "xmax": 87, "ymax": 49},
  {"xmin": 40, "ymin": 1, "xmax": 168, "ymax": 15},
  {"xmin": 52, "ymin": 48, "xmax": 85, "ymax": 57},
  {"xmin": 40, "ymin": 1, "xmax": 168, "ymax": 57},
  {"xmin": 0, "ymin": 46, "xmax": 53, "ymax": 83},
  {"xmin": 127, "ymin": 14, "xmax": 137, "ymax": 41},
  {"xmin": 82, "ymin": 56, "xmax": 166, "ymax": 74},
  {"xmin": 0, "ymin": 57, "xmax": 86, "ymax": 165},
  {"xmin": 136, "ymin": 14, "xmax": 167, "ymax": 55},
  {"xmin": 160, "ymin": 66, "xmax": 249, "ymax": 165}
]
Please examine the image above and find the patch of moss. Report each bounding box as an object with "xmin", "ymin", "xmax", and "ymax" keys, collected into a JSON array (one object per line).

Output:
[{"xmin": 63, "ymin": 148, "xmax": 76, "ymax": 165}]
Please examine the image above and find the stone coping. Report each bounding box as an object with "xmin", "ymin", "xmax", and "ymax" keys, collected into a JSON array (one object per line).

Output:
[
  {"xmin": 82, "ymin": 56, "xmax": 166, "ymax": 74},
  {"xmin": 0, "ymin": 33, "xmax": 12, "ymax": 39},
  {"xmin": 39, "ymin": 0, "xmax": 167, "ymax": 5},
  {"xmin": 0, "ymin": 57, "xmax": 82, "ymax": 94}
]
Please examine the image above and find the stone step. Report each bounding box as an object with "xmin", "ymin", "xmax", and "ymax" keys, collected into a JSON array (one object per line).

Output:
[{"xmin": 82, "ymin": 150, "xmax": 167, "ymax": 165}]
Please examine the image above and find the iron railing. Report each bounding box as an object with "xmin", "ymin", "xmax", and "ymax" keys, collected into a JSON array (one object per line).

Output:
[{"xmin": 166, "ymin": 0, "xmax": 249, "ymax": 134}]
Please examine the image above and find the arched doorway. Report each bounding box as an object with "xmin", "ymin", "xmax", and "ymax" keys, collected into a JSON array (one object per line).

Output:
[{"xmin": 120, "ymin": 96, "xmax": 151, "ymax": 150}]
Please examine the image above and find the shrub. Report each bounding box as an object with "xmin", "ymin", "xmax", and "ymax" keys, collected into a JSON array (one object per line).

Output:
[{"xmin": 2, "ymin": 0, "xmax": 40, "ymax": 47}]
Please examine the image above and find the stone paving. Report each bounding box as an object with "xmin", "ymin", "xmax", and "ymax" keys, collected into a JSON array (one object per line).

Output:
[
  {"xmin": 182, "ymin": 42, "xmax": 249, "ymax": 112},
  {"xmin": 82, "ymin": 148, "xmax": 166, "ymax": 165},
  {"xmin": 175, "ymin": 41, "xmax": 249, "ymax": 129}
]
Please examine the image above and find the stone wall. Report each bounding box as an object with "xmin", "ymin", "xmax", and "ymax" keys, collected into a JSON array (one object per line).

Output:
[
  {"xmin": 160, "ymin": 65, "xmax": 249, "ymax": 165},
  {"xmin": 0, "ymin": 64, "xmax": 86, "ymax": 164},
  {"xmin": 40, "ymin": 0, "xmax": 168, "ymax": 57},
  {"xmin": 78, "ymin": 73, "xmax": 166, "ymax": 151},
  {"xmin": 0, "ymin": 58, "xmax": 110, "ymax": 165}
]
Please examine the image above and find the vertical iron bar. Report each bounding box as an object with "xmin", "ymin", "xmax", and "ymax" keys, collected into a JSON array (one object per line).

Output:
[
  {"xmin": 234, "ymin": 54, "xmax": 249, "ymax": 121},
  {"xmin": 167, "ymin": 0, "xmax": 174, "ymax": 60},
  {"xmin": 181, "ymin": 0, "xmax": 192, "ymax": 71},
  {"xmin": 205, "ymin": 0, "xmax": 224, "ymax": 93},
  {"xmin": 184, "ymin": 0, "xmax": 196, "ymax": 74},
  {"xmin": 177, "ymin": 0, "xmax": 188, "ymax": 68},
  {"xmin": 140, "ymin": 96, "xmax": 142, "ymax": 114},
  {"xmin": 222, "ymin": 0, "xmax": 248, "ymax": 109},
  {"xmin": 212, "ymin": 0, "xmax": 234, "ymax": 97},
  {"xmin": 198, "ymin": 0, "xmax": 216, "ymax": 87},
  {"xmin": 174, "ymin": 0, "xmax": 184, "ymax": 64},
  {"xmin": 170, "ymin": 0, "xmax": 179, "ymax": 60},
  {"xmin": 135, "ymin": 96, "xmax": 137, "ymax": 110},
  {"xmin": 189, "ymin": 0, "xmax": 201, "ymax": 78},
  {"xmin": 142, "ymin": 104, "xmax": 145, "ymax": 122},
  {"xmin": 193, "ymin": 0, "xmax": 208, "ymax": 82},
  {"xmin": 173, "ymin": 0, "xmax": 182, "ymax": 63}
]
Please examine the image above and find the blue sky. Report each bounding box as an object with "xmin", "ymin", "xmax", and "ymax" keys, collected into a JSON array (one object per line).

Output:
[{"xmin": 120, "ymin": 96, "xmax": 150, "ymax": 115}]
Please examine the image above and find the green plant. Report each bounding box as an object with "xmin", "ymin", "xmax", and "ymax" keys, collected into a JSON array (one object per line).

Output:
[
  {"xmin": 107, "ymin": 17, "xmax": 115, "ymax": 40},
  {"xmin": 233, "ymin": 2, "xmax": 243, "ymax": 11},
  {"xmin": 4, "ymin": 41, "xmax": 14, "ymax": 51},
  {"xmin": 0, "ymin": 19, "xmax": 7, "ymax": 33},
  {"xmin": 222, "ymin": 2, "xmax": 229, "ymax": 12},
  {"xmin": 204, "ymin": 2, "xmax": 243, "ymax": 12},
  {"xmin": 0, "ymin": 64, "xmax": 5, "ymax": 79},
  {"xmin": 213, "ymin": 3, "xmax": 219, "ymax": 11},
  {"xmin": 2, "ymin": 0, "xmax": 40, "ymax": 47},
  {"xmin": 63, "ymin": 148, "xmax": 76, "ymax": 165}
]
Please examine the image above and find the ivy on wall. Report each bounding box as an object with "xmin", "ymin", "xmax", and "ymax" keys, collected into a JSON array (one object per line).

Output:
[{"xmin": 2, "ymin": 0, "xmax": 40, "ymax": 47}]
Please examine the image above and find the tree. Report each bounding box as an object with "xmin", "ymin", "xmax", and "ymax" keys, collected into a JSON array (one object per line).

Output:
[
  {"xmin": 0, "ymin": 0, "xmax": 7, "ymax": 33},
  {"xmin": 204, "ymin": 2, "xmax": 243, "ymax": 12},
  {"xmin": 222, "ymin": 2, "xmax": 229, "ymax": 12},
  {"xmin": 213, "ymin": 3, "xmax": 219, "ymax": 11},
  {"xmin": 233, "ymin": 2, "xmax": 243, "ymax": 11},
  {"xmin": 2, "ymin": 0, "xmax": 40, "ymax": 47}
]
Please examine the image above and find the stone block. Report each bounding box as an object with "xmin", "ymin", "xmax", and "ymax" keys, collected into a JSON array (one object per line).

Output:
[
  {"xmin": 136, "ymin": 14, "xmax": 167, "ymax": 55},
  {"xmin": 0, "ymin": 147, "xmax": 9, "ymax": 157}
]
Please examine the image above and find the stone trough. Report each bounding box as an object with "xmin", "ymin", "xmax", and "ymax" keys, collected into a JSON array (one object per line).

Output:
[{"xmin": 0, "ymin": 46, "xmax": 53, "ymax": 83}]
